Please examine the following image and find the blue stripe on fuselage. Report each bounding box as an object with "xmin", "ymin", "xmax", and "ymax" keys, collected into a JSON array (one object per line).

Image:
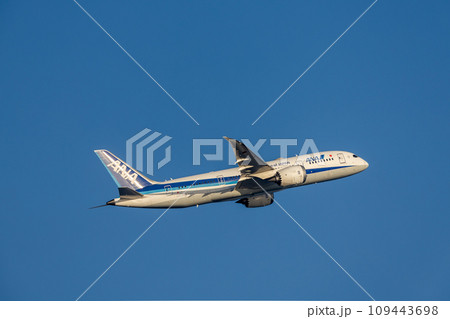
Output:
[{"xmin": 138, "ymin": 175, "xmax": 240, "ymax": 194}]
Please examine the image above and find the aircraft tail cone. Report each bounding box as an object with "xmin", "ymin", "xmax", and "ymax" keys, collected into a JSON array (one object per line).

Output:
[{"xmin": 106, "ymin": 199, "xmax": 116, "ymax": 206}]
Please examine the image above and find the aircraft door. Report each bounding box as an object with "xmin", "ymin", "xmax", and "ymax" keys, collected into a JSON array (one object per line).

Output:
[
  {"xmin": 217, "ymin": 175, "xmax": 225, "ymax": 184},
  {"xmin": 337, "ymin": 153, "xmax": 346, "ymax": 164},
  {"xmin": 164, "ymin": 185, "xmax": 172, "ymax": 193}
]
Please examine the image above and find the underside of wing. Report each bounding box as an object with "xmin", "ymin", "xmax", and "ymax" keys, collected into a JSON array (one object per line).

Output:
[{"xmin": 234, "ymin": 176, "xmax": 274, "ymax": 191}]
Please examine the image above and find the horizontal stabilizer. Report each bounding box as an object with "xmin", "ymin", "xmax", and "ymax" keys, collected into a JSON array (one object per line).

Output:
[{"xmin": 118, "ymin": 187, "xmax": 143, "ymax": 199}]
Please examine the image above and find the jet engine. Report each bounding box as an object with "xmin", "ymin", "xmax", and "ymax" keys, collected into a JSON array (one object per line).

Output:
[
  {"xmin": 270, "ymin": 165, "xmax": 307, "ymax": 187},
  {"xmin": 236, "ymin": 194, "xmax": 274, "ymax": 208}
]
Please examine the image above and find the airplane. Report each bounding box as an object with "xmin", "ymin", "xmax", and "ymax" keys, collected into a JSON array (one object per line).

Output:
[{"xmin": 94, "ymin": 137, "xmax": 369, "ymax": 209}]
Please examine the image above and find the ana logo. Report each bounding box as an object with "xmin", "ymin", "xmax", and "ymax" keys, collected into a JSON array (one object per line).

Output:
[
  {"xmin": 107, "ymin": 160, "xmax": 138, "ymax": 185},
  {"xmin": 306, "ymin": 154, "xmax": 325, "ymax": 162}
]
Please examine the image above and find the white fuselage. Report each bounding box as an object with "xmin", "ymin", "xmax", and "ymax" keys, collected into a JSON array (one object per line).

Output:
[{"xmin": 110, "ymin": 151, "xmax": 369, "ymax": 209}]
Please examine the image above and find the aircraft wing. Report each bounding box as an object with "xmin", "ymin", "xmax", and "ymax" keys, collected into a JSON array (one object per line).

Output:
[
  {"xmin": 224, "ymin": 137, "xmax": 274, "ymax": 175},
  {"xmin": 234, "ymin": 176, "xmax": 274, "ymax": 191}
]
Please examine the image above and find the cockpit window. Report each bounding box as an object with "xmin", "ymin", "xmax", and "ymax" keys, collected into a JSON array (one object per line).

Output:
[{"xmin": 353, "ymin": 154, "xmax": 358, "ymax": 158}]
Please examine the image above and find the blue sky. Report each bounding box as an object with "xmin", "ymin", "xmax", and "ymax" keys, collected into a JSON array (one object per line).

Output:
[{"xmin": 1, "ymin": 0, "xmax": 449, "ymax": 300}]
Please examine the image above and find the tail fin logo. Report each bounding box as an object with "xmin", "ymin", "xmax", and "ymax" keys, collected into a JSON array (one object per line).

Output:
[
  {"xmin": 106, "ymin": 160, "xmax": 138, "ymax": 185},
  {"xmin": 126, "ymin": 128, "xmax": 172, "ymax": 176}
]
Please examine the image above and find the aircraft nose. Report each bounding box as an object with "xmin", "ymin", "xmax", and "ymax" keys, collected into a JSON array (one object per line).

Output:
[{"xmin": 360, "ymin": 158, "xmax": 369, "ymax": 170}]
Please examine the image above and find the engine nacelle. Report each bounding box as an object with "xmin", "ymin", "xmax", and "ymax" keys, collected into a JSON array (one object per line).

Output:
[
  {"xmin": 271, "ymin": 165, "xmax": 307, "ymax": 187},
  {"xmin": 237, "ymin": 194, "xmax": 274, "ymax": 208}
]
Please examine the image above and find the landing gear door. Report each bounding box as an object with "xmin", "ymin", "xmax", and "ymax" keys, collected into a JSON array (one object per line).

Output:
[{"xmin": 337, "ymin": 153, "xmax": 346, "ymax": 164}]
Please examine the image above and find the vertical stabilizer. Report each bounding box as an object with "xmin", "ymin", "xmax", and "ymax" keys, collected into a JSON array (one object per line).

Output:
[{"xmin": 94, "ymin": 149, "xmax": 156, "ymax": 190}]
